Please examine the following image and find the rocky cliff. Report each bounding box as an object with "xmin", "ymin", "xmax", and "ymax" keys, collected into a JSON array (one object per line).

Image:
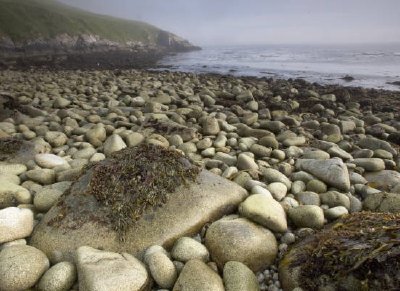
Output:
[{"xmin": 0, "ymin": 0, "xmax": 200, "ymax": 69}]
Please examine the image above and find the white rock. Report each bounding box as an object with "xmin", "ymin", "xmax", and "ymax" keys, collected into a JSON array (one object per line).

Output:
[
  {"xmin": 35, "ymin": 154, "xmax": 68, "ymax": 169},
  {"xmin": 144, "ymin": 246, "xmax": 177, "ymax": 289},
  {"xmin": 76, "ymin": 246, "xmax": 149, "ymax": 291},
  {"xmin": 0, "ymin": 181, "xmax": 31, "ymax": 206},
  {"xmin": 0, "ymin": 162, "xmax": 27, "ymax": 175},
  {"xmin": 239, "ymin": 194, "xmax": 287, "ymax": 232},
  {"xmin": 267, "ymin": 182, "xmax": 288, "ymax": 201},
  {"xmin": 0, "ymin": 207, "xmax": 34, "ymax": 243},
  {"xmin": 103, "ymin": 134, "xmax": 127, "ymax": 156}
]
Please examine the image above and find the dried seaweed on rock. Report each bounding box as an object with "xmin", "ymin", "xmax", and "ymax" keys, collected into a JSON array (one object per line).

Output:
[
  {"xmin": 290, "ymin": 212, "xmax": 400, "ymax": 290},
  {"xmin": 85, "ymin": 143, "xmax": 200, "ymax": 240}
]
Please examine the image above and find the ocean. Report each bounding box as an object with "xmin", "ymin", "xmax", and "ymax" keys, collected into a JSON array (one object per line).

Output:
[{"xmin": 156, "ymin": 43, "xmax": 400, "ymax": 91}]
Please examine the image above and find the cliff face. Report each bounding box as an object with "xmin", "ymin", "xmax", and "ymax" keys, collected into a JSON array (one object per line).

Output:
[{"xmin": 0, "ymin": 0, "xmax": 200, "ymax": 69}]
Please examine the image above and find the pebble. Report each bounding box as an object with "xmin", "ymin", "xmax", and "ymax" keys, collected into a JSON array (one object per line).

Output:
[
  {"xmin": 103, "ymin": 134, "xmax": 127, "ymax": 156},
  {"xmin": 0, "ymin": 207, "xmax": 34, "ymax": 243},
  {"xmin": 266, "ymin": 182, "xmax": 288, "ymax": 201},
  {"xmin": 76, "ymin": 246, "xmax": 149, "ymax": 291},
  {"xmin": 144, "ymin": 245, "xmax": 177, "ymax": 289},
  {"xmin": 26, "ymin": 168, "xmax": 56, "ymax": 185},
  {"xmin": 171, "ymin": 237, "xmax": 210, "ymax": 263},
  {"xmin": 223, "ymin": 261, "xmax": 259, "ymax": 291},
  {"xmin": 288, "ymin": 205, "xmax": 325, "ymax": 229},
  {"xmin": 205, "ymin": 217, "xmax": 278, "ymax": 272},
  {"xmin": 37, "ymin": 261, "xmax": 77, "ymax": 291},
  {"xmin": 353, "ymin": 158, "xmax": 385, "ymax": 172},
  {"xmin": 239, "ymin": 194, "xmax": 288, "ymax": 232},
  {"xmin": 0, "ymin": 245, "xmax": 50, "ymax": 291},
  {"xmin": 35, "ymin": 153, "xmax": 68, "ymax": 168}
]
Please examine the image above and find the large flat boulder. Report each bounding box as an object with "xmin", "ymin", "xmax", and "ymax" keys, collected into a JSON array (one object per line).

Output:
[{"xmin": 30, "ymin": 146, "xmax": 247, "ymax": 263}]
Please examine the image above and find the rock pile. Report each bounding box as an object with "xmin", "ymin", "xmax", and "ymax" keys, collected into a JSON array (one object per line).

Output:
[{"xmin": 0, "ymin": 69, "xmax": 399, "ymax": 290}]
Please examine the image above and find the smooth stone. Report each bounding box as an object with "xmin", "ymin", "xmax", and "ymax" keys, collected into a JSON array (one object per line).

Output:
[
  {"xmin": 353, "ymin": 158, "xmax": 385, "ymax": 172},
  {"xmin": 173, "ymin": 259, "xmax": 224, "ymax": 291},
  {"xmin": 250, "ymin": 144, "xmax": 271, "ymax": 158},
  {"xmin": 271, "ymin": 149, "xmax": 285, "ymax": 160},
  {"xmin": 205, "ymin": 217, "xmax": 278, "ymax": 272},
  {"xmin": 296, "ymin": 158, "xmax": 350, "ymax": 191},
  {"xmin": 364, "ymin": 170, "xmax": 400, "ymax": 191},
  {"xmin": 306, "ymin": 179, "xmax": 327, "ymax": 193},
  {"xmin": 302, "ymin": 150, "xmax": 330, "ymax": 160},
  {"xmin": 288, "ymin": 205, "xmax": 325, "ymax": 229},
  {"xmin": 214, "ymin": 152, "xmax": 237, "ymax": 166},
  {"xmin": 0, "ymin": 245, "xmax": 49, "ymax": 291},
  {"xmin": 237, "ymin": 153, "xmax": 259, "ymax": 171},
  {"xmin": 214, "ymin": 135, "xmax": 228, "ymax": 148},
  {"xmin": 327, "ymin": 146, "xmax": 353, "ymax": 160},
  {"xmin": 373, "ymin": 149, "xmax": 393, "ymax": 160},
  {"xmin": 251, "ymin": 185, "xmax": 273, "ymax": 198},
  {"xmin": 53, "ymin": 97, "xmax": 71, "ymax": 108},
  {"xmin": 0, "ymin": 207, "xmax": 34, "ymax": 243},
  {"xmin": 196, "ymin": 138, "xmax": 213, "ymax": 150},
  {"xmin": 291, "ymin": 171, "xmax": 316, "ymax": 183},
  {"xmin": 239, "ymin": 194, "xmax": 287, "ymax": 232},
  {"xmin": 72, "ymin": 147, "xmax": 96, "ymax": 159},
  {"xmin": 85, "ymin": 124, "xmax": 106, "ymax": 147},
  {"xmin": 37, "ymin": 261, "xmax": 77, "ymax": 291},
  {"xmin": 144, "ymin": 246, "xmax": 177, "ymax": 289},
  {"xmin": 294, "ymin": 191, "xmax": 321, "ymax": 206},
  {"xmin": 89, "ymin": 153, "xmax": 105, "ymax": 162},
  {"xmin": 26, "ymin": 168, "xmax": 56, "ymax": 185},
  {"xmin": 267, "ymin": 182, "xmax": 287, "ymax": 201},
  {"xmin": 259, "ymin": 136, "xmax": 279, "ymax": 149},
  {"xmin": 35, "ymin": 154, "xmax": 68, "ymax": 169},
  {"xmin": 0, "ymin": 173, "xmax": 20, "ymax": 185},
  {"xmin": 30, "ymin": 170, "xmax": 247, "ymax": 262},
  {"xmin": 202, "ymin": 117, "xmax": 220, "ymax": 135},
  {"xmin": 45, "ymin": 131, "xmax": 68, "ymax": 147},
  {"xmin": 320, "ymin": 191, "xmax": 351, "ymax": 209},
  {"xmin": 223, "ymin": 261, "xmax": 259, "ymax": 291},
  {"xmin": 363, "ymin": 192, "xmax": 400, "ymax": 213},
  {"xmin": 349, "ymin": 172, "xmax": 368, "ymax": 185},
  {"xmin": 103, "ymin": 134, "xmax": 127, "ymax": 156},
  {"xmin": 76, "ymin": 246, "xmax": 149, "ymax": 291},
  {"xmin": 291, "ymin": 180, "xmax": 306, "ymax": 195},
  {"xmin": 126, "ymin": 132, "xmax": 145, "ymax": 147},
  {"xmin": 261, "ymin": 167, "xmax": 292, "ymax": 190},
  {"xmin": 324, "ymin": 206, "xmax": 349, "ymax": 220},
  {"xmin": 0, "ymin": 181, "xmax": 31, "ymax": 207},
  {"xmin": 34, "ymin": 189, "xmax": 63, "ymax": 212},
  {"xmin": 0, "ymin": 162, "xmax": 27, "ymax": 175},
  {"xmin": 171, "ymin": 237, "xmax": 209, "ymax": 263},
  {"xmin": 282, "ymin": 136, "xmax": 306, "ymax": 147},
  {"xmin": 358, "ymin": 137, "xmax": 396, "ymax": 155},
  {"xmin": 349, "ymin": 195, "xmax": 363, "ymax": 213}
]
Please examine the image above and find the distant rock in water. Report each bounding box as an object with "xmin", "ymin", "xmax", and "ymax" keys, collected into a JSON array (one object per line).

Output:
[
  {"xmin": 387, "ymin": 80, "xmax": 400, "ymax": 86},
  {"xmin": 341, "ymin": 75, "xmax": 355, "ymax": 82},
  {"xmin": 0, "ymin": 0, "xmax": 200, "ymax": 69}
]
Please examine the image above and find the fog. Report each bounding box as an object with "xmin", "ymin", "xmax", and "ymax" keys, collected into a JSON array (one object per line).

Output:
[{"xmin": 59, "ymin": 0, "xmax": 400, "ymax": 46}]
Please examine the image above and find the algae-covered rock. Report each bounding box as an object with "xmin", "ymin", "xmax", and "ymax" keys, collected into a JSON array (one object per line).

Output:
[
  {"xmin": 30, "ymin": 144, "xmax": 247, "ymax": 262},
  {"xmin": 279, "ymin": 212, "xmax": 400, "ymax": 291}
]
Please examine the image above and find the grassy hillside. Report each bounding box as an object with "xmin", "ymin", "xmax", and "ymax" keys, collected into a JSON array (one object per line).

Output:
[{"xmin": 0, "ymin": 0, "xmax": 163, "ymax": 44}]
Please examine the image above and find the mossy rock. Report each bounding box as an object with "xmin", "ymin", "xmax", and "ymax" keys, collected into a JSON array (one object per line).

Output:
[
  {"xmin": 0, "ymin": 137, "xmax": 46, "ymax": 163},
  {"xmin": 30, "ymin": 144, "xmax": 248, "ymax": 262},
  {"xmin": 279, "ymin": 212, "xmax": 400, "ymax": 291}
]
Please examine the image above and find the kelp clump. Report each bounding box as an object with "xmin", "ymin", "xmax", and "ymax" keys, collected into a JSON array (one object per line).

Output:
[
  {"xmin": 86, "ymin": 143, "xmax": 200, "ymax": 239},
  {"xmin": 287, "ymin": 212, "xmax": 400, "ymax": 290}
]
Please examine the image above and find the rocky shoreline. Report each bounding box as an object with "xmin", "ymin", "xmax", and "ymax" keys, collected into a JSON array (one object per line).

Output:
[{"xmin": 0, "ymin": 69, "xmax": 399, "ymax": 290}]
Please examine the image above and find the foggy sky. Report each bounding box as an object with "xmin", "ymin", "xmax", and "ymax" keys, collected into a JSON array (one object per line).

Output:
[{"xmin": 59, "ymin": 0, "xmax": 400, "ymax": 46}]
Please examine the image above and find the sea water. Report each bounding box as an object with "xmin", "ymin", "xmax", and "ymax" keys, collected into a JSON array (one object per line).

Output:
[{"xmin": 156, "ymin": 43, "xmax": 400, "ymax": 91}]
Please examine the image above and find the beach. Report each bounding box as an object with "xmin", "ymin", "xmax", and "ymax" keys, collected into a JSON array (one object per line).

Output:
[{"xmin": 0, "ymin": 68, "xmax": 399, "ymax": 290}]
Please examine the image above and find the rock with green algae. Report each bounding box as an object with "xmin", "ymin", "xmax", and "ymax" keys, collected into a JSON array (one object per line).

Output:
[
  {"xmin": 279, "ymin": 212, "xmax": 400, "ymax": 291},
  {"xmin": 30, "ymin": 144, "xmax": 248, "ymax": 263}
]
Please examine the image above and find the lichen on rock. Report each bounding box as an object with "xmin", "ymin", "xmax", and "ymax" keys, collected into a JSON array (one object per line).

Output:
[{"xmin": 83, "ymin": 143, "xmax": 200, "ymax": 239}]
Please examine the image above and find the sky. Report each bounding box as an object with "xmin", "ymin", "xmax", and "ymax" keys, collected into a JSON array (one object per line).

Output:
[{"xmin": 59, "ymin": 0, "xmax": 400, "ymax": 46}]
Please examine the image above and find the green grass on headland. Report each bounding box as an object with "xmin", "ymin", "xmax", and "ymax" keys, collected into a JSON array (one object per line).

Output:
[{"xmin": 0, "ymin": 0, "xmax": 162, "ymax": 44}]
